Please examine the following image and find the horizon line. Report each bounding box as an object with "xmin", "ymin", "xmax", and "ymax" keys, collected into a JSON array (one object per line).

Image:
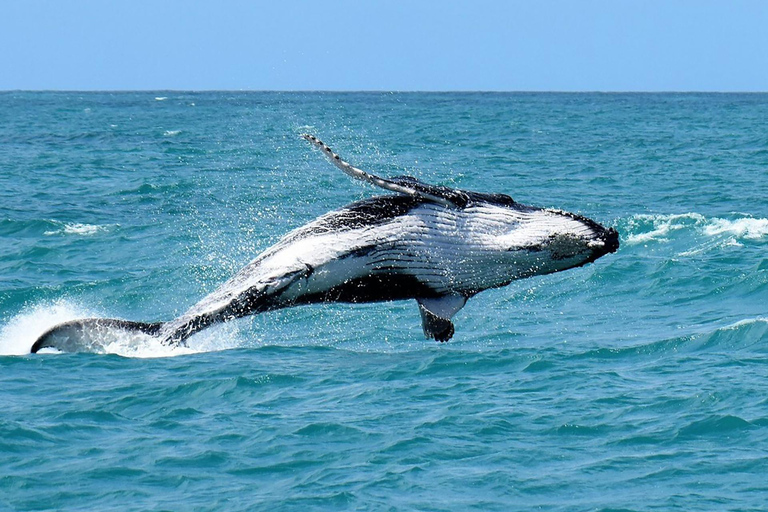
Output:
[{"xmin": 2, "ymin": 88, "xmax": 768, "ymax": 94}]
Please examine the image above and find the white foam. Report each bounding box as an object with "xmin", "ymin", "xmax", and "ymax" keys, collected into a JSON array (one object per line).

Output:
[
  {"xmin": 155, "ymin": 97, "xmax": 168, "ymax": 101},
  {"xmin": 703, "ymin": 217, "xmax": 768, "ymax": 240},
  {"xmin": 625, "ymin": 213, "xmax": 705, "ymax": 245},
  {"xmin": 44, "ymin": 222, "xmax": 109, "ymax": 237},
  {"xmin": 625, "ymin": 213, "xmax": 768, "ymax": 246},
  {"xmin": 163, "ymin": 130, "xmax": 181, "ymax": 137}
]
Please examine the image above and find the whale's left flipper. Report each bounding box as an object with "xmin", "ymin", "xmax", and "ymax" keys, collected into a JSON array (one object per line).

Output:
[
  {"xmin": 301, "ymin": 134, "xmax": 470, "ymax": 208},
  {"xmin": 31, "ymin": 318, "xmax": 163, "ymax": 353},
  {"xmin": 417, "ymin": 295, "xmax": 467, "ymax": 342}
]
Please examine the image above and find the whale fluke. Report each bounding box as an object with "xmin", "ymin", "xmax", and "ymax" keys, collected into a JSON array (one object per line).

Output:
[{"xmin": 30, "ymin": 319, "xmax": 163, "ymax": 353}]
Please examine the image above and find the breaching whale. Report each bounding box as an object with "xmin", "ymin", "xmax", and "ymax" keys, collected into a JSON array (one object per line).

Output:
[{"xmin": 30, "ymin": 135, "xmax": 619, "ymax": 353}]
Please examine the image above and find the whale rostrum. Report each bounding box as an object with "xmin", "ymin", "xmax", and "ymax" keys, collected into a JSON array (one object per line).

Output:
[{"xmin": 30, "ymin": 135, "xmax": 619, "ymax": 353}]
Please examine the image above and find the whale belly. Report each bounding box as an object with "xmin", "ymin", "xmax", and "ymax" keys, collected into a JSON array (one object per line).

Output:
[{"xmin": 277, "ymin": 205, "xmax": 515, "ymax": 303}]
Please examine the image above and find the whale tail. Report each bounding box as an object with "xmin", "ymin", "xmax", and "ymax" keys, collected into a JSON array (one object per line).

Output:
[
  {"xmin": 30, "ymin": 267, "xmax": 302, "ymax": 353},
  {"xmin": 30, "ymin": 318, "xmax": 164, "ymax": 354}
]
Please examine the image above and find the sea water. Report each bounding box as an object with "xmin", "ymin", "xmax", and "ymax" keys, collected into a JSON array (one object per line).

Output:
[{"xmin": 1, "ymin": 92, "xmax": 767, "ymax": 511}]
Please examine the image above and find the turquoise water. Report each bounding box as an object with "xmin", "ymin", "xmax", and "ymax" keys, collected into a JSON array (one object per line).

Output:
[{"xmin": 2, "ymin": 92, "xmax": 768, "ymax": 510}]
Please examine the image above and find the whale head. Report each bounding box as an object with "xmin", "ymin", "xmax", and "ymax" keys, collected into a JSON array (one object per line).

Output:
[{"xmin": 493, "ymin": 205, "xmax": 619, "ymax": 278}]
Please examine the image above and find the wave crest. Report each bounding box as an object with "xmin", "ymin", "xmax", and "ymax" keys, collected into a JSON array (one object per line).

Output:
[{"xmin": 622, "ymin": 213, "xmax": 768, "ymax": 247}]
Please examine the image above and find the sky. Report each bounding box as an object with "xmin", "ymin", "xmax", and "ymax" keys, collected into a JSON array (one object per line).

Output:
[{"xmin": 1, "ymin": 0, "xmax": 767, "ymax": 92}]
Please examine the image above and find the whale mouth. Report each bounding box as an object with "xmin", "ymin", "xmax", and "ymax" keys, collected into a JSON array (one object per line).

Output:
[
  {"xmin": 589, "ymin": 227, "xmax": 620, "ymax": 257},
  {"xmin": 583, "ymin": 227, "xmax": 619, "ymax": 264},
  {"xmin": 602, "ymin": 228, "xmax": 620, "ymax": 254}
]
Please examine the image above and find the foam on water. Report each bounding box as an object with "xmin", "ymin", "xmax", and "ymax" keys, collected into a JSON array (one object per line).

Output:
[
  {"xmin": 624, "ymin": 213, "xmax": 705, "ymax": 244},
  {"xmin": 43, "ymin": 221, "xmax": 111, "ymax": 236},
  {"xmin": 704, "ymin": 217, "xmax": 768, "ymax": 239},
  {"xmin": 624, "ymin": 213, "xmax": 768, "ymax": 246}
]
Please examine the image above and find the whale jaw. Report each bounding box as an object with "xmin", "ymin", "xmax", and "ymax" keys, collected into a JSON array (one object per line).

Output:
[{"xmin": 602, "ymin": 227, "xmax": 621, "ymax": 255}]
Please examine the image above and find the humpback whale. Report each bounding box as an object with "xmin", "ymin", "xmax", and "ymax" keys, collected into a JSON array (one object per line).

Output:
[{"xmin": 31, "ymin": 135, "xmax": 619, "ymax": 353}]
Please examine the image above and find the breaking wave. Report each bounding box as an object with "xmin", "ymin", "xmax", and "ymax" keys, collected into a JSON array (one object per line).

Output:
[{"xmin": 622, "ymin": 213, "xmax": 768, "ymax": 247}]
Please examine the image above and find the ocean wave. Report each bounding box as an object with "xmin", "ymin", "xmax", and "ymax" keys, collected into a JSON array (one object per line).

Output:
[
  {"xmin": 1, "ymin": 219, "xmax": 112, "ymax": 237},
  {"xmin": 675, "ymin": 414, "xmax": 754, "ymax": 439},
  {"xmin": 622, "ymin": 213, "xmax": 768, "ymax": 247},
  {"xmin": 695, "ymin": 317, "xmax": 768, "ymax": 351},
  {"xmin": 573, "ymin": 317, "xmax": 768, "ymax": 361},
  {"xmin": 703, "ymin": 217, "xmax": 768, "ymax": 240},
  {"xmin": 623, "ymin": 213, "xmax": 704, "ymax": 244}
]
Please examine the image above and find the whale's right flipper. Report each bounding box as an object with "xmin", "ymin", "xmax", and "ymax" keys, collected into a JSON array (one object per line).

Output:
[
  {"xmin": 301, "ymin": 134, "xmax": 470, "ymax": 208},
  {"xmin": 31, "ymin": 318, "xmax": 163, "ymax": 353}
]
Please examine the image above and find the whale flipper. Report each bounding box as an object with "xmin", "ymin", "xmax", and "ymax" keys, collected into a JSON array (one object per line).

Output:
[
  {"xmin": 417, "ymin": 295, "xmax": 467, "ymax": 342},
  {"xmin": 30, "ymin": 318, "xmax": 163, "ymax": 353},
  {"xmin": 301, "ymin": 134, "xmax": 470, "ymax": 208}
]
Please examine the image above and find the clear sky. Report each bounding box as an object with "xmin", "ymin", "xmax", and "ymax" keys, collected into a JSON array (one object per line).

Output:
[{"xmin": 2, "ymin": 0, "xmax": 767, "ymax": 91}]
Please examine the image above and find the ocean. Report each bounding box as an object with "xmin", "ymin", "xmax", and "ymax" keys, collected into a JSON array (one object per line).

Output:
[{"xmin": 1, "ymin": 92, "xmax": 767, "ymax": 511}]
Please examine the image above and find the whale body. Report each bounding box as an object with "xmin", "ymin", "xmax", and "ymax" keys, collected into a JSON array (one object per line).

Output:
[{"xmin": 31, "ymin": 135, "xmax": 619, "ymax": 353}]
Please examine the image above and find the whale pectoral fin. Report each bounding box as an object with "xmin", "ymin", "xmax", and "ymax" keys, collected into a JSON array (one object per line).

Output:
[
  {"xmin": 301, "ymin": 134, "xmax": 469, "ymax": 208},
  {"xmin": 417, "ymin": 295, "xmax": 467, "ymax": 342},
  {"xmin": 419, "ymin": 307, "xmax": 455, "ymax": 342}
]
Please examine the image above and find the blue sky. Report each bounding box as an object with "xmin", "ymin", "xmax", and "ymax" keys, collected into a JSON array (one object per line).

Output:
[{"xmin": 2, "ymin": 0, "xmax": 767, "ymax": 91}]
